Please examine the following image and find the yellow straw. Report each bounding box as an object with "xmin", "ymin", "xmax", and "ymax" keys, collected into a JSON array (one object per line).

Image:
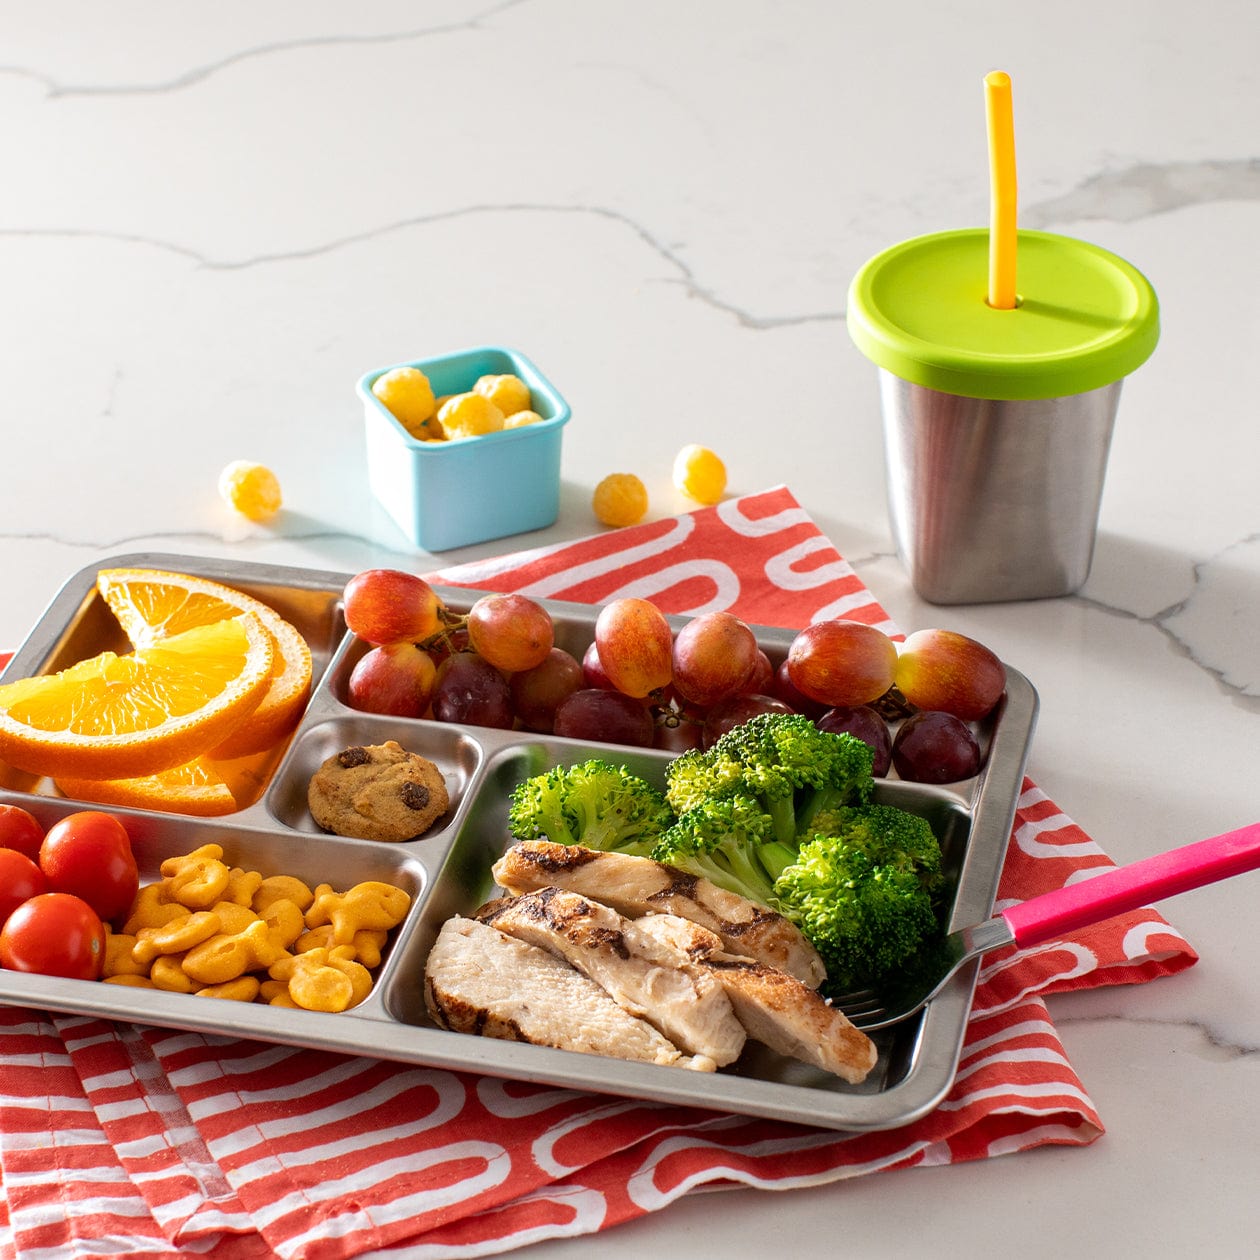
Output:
[{"xmin": 984, "ymin": 70, "xmax": 1018, "ymax": 309}]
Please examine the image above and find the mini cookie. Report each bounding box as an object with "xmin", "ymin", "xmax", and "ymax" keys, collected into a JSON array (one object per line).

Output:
[{"xmin": 308, "ymin": 741, "xmax": 450, "ymax": 842}]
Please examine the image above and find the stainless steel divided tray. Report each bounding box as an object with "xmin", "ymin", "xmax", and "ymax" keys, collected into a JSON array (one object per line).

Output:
[{"xmin": 0, "ymin": 552, "xmax": 1038, "ymax": 1132}]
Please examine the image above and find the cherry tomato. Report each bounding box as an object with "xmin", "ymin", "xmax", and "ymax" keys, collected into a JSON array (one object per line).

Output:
[
  {"xmin": 0, "ymin": 803, "xmax": 44, "ymax": 861},
  {"xmin": 39, "ymin": 811, "xmax": 139, "ymax": 926},
  {"xmin": 0, "ymin": 849, "xmax": 47, "ymax": 927},
  {"xmin": 0, "ymin": 892, "xmax": 105, "ymax": 980}
]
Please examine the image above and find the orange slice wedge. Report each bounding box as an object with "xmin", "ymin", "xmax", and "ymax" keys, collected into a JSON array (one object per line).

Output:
[
  {"xmin": 96, "ymin": 567, "xmax": 313, "ymax": 758},
  {"xmin": 0, "ymin": 615, "xmax": 274, "ymax": 780},
  {"xmin": 56, "ymin": 757, "xmax": 237, "ymax": 817}
]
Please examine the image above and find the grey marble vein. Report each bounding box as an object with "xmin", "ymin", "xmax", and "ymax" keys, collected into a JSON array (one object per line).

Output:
[
  {"xmin": 1023, "ymin": 159, "xmax": 1260, "ymax": 226},
  {"xmin": 0, "ymin": 0, "xmax": 529, "ymax": 98}
]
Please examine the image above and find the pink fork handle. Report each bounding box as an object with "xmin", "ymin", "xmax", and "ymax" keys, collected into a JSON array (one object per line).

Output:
[{"xmin": 1001, "ymin": 820, "xmax": 1260, "ymax": 948}]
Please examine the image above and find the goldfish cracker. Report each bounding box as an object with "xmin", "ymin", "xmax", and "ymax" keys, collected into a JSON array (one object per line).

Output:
[
  {"xmin": 196, "ymin": 976, "xmax": 261, "ymax": 1003},
  {"xmin": 104, "ymin": 974, "xmax": 156, "ymax": 988},
  {"xmin": 103, "ymin": 932, "xmax": 149, "ymax": 979},
  {"xmin": 257, "ymin": 978, "xmax": 290, "ymax": 1003},
  {"xmin": 222, "ymin": 867, "xmax": 264, "ymax": 907},
  {"xmin": 267, "ymin": 988, "xmax": 301, "ymax": 1009},
  {"xmin": 161, "ymin": 843, "xmax": 231, "ymax": 909},
  {"xmin": 270, "ymin": 949, "xmax": 355, "ymax": 1013},
  {"xmin": 295, "ymin": 925, "xmax": 388, "ymax": 969},
  {"xmin": 133, "ymin": 911, "xmax": 222, "ymax": 966},
  {"xmin": 207, "ymin": 901, "xmax": 260, "ymax": 934},
  {"xmin": 324, "ymin": 945, "xmax": 374, "ymax": 1007},
  {"xmin": 473, "ymin": 373, "xmax": 532, "ymax": 418},
  {"xmin": 258, "ymin": 897, "xmax": 306, "ymax": 950},
  {"xmin": 253, "ymin": 874, "xmax": 315, "ymax": 915},
  {"xmin": 349, "ymin": 929, "xmax": 388, "ymax": 969},
  {"xmin": 182, "ymin": 919, "xmax": 288, "ymax": 987},
  {"xmin": 149, "ymin": 954, "xmax": 199, "ymax": 993},
  {"xmin": 304, "ymin": 881, "xmax": 411, "ymax": 946},
  {"xmin": 123, "ymin": 884, "xmax": 189, "ymax": 935},
  {"xmin": 294, "ymin": 926, "xmax": 332, "ymax": 953}
]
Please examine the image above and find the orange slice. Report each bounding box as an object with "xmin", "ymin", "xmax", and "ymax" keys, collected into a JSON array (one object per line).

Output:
[
  {"xmin": 96, "ymin": 567, "xmax": 313, "ymax": 758},
  {"xmin": 57, "ymin": 758, "xmax": 237, "ymax": 817},
  {"xmin": 0, "ymin": 615, "xmax": 274, "ymax": 780}
]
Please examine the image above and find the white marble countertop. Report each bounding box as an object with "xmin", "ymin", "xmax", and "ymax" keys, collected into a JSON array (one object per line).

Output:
[{"xmin": 2, "ymin": 2, "xmax": 1258, "ymax": 1255}]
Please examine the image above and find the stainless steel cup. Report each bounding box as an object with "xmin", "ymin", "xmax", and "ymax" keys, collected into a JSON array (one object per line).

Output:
[
  {"xmin": 878, "ymin": 370, "xmax": 1123, "ymax": 604},
  {"xmin": 847, "ymin": 228, "xmax": 1159, "ymax": 606}
]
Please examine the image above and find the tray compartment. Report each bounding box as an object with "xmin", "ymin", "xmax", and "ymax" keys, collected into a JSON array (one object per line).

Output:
[
  {"xmin": 387, "ymin": 741, "xmax": 975, "ymax": 1096},
  {"xmin": 267, "ymin": 716, "xmax": 484, "ymax": 840},
  {"xmin": 0, "ymin": 555, "xmax": 350, "ymax": 801}
]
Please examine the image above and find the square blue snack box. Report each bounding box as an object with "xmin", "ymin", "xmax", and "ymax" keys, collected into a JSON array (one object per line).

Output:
[{"xmin": 359, "ymin": 346, "xmax": 571, "ymax": 551}]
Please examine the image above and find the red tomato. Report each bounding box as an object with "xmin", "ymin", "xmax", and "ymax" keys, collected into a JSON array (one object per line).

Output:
[
  {"xmin": 39, "ymin": 811, "xmax": 139, "ymax": 926},
  {"xmin": 0, "ymin": 893, "xmax": 105, "ymax": 980},
  {"xmin": 0, "ymin": 849, "xmax": 47, "ymax": 926},
  {"xmin": 0, "ymin": 803, "xmax": 44, "ymax": 861}
]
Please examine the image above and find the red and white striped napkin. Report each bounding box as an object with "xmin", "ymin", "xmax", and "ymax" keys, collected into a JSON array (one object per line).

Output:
[{"xmin": 0, "ymin": 486, "xmax": 1197, "ymax": 1259}]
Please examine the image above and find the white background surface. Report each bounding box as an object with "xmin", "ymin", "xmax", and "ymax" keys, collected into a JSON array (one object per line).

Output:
[{"xmin": 1, "ymin": 2, "xmax": 1258, "ymax": 1255}]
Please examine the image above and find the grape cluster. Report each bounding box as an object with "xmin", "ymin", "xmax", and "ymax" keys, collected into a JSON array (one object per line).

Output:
[{"xmin": 338, "ymin": 571, "xmax": 1006, "ymax": 783}]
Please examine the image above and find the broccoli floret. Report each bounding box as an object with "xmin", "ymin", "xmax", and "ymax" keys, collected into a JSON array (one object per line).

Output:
[
  {"xmin": 664, "ymin": 712, "xmax": 874, "ymax": 847},
  {"xmin": 650, "ymin": 794, "xmax": 789, "ymax": 906},
  {"xmin": 506, "ymin": 758, "xmax": 675, "ymax": 856},
  {"xmin": 772, "ymin": 802, "xmax": 946, "ymax": 993}
]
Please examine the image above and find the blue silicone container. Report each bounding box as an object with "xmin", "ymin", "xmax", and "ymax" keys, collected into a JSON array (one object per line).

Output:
[{"xmin": 359, "ymin": 346, "xmax": 571, "ymax": 552}]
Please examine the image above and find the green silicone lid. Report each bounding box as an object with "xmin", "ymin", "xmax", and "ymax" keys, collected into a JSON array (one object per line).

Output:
[{"xmin": 846, "ymin": 228, "xmax": 1160, "ymax": 400}]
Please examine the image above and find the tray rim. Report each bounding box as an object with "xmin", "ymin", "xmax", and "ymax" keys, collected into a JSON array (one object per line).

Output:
[{"xmin": 0, "ymin": 550, "xmax": 1039, "ymax": 1133}]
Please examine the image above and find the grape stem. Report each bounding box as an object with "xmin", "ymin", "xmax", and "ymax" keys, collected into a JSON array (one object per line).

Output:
[{"xmin": 416, "ymin": 605, "xmax": 470, "ymax": 654}]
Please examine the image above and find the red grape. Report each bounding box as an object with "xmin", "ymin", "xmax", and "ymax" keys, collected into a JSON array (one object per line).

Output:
[
  {"xmin": 891, "ymin": 711, "xmax": 981, "ymax": 783},
  {"xmin": 432, "ymin": 653, "xmax": 514, "ymax": 728},
  {"xmin": 738, "ymin": 650, "xmax": 774, "ymax": 696},
  {"xmin": 553, "ymin": 689, "xmax": 654, "ymax": 747},
  {"xmin": 581, "ymin": 641, "xmax": 616, "ymax": 690},
  {"xmin": 510, "ymin": 648, "xmax": 584, "ymax": 732},
  {"xmin": 701, "ymin": 694, "xmax": 793, "ymax": 747},
  {"xmin": 671, "ymin": 611, "xmax": 759, "ymax": 707},
  {"xmin": 343, "ymin": 569, "xmax": 446, "ymax": 645},
  {"xmin": 346, "ymin": 642, "xmax": 436, "ymax": 717},
  {"xmin": 786, "ymin": 620, "xmax": 898, "ymax": 707},
  {"xmin": 652, "ymin": 702, "xmax": 706, "ymax": 752},
  {"xmin": 894, "ymin": 629, "xmax": 1006, "ymax": 720},
  {"xmin": 771, "ymin": 659, "xmax": 827, "ymax": 718},
  {"xmin": 594, "ymin": 598, "xmax": 674, "ymax": 699},
  {"xmin": 467, "ymin": 594, "xmax": 554, "ymax": 673},
  {"xmin": 815, "ymin": 705, "xmax": 892, "ymax": 776}
]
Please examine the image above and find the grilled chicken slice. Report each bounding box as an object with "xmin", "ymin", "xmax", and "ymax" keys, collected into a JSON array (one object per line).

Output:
[
  {"xmin": 634, "ymin": 914, "xmax": 877, "ymax": 1085},
  {"xmin": 475, "ymin": 888, "xmax": 746, "ymax": 1067},
  {"xmin": 424, "ymin": 917, "xmax": 716, "ymax": 1072},
  {"xmin": 491, "ymin": 841, "xmax": 827, "ymax": 989}
]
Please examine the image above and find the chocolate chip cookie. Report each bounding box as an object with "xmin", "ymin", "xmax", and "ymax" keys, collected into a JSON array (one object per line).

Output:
[{"xmin": 308, "ymin": 741, "xmax": 450, "ymax": 842}]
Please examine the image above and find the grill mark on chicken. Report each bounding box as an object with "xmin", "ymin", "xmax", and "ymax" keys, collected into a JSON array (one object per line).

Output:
[
  {"xmin": 423, "ymin": 916, "xmax": 716, "ymax": 1071},
  {"xmin": 634, "ymin": 913, "xmax": 877, "ymax": 1084},
  {"xmin": 496, "ymin": 885, "xmax": 633, "ymax": 959},
  {"xmin": 475, "ymin": 888, "xmax": 746, "ymax": 1067},
  {"xmin": 492, "ymin": 841, "xmax": 826, "ymax": 988}
]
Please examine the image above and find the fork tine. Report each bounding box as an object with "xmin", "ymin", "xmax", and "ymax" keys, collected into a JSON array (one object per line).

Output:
[{"xmin": 829, "ymin": 989, "xmax": 887, "ymax": 1029}]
